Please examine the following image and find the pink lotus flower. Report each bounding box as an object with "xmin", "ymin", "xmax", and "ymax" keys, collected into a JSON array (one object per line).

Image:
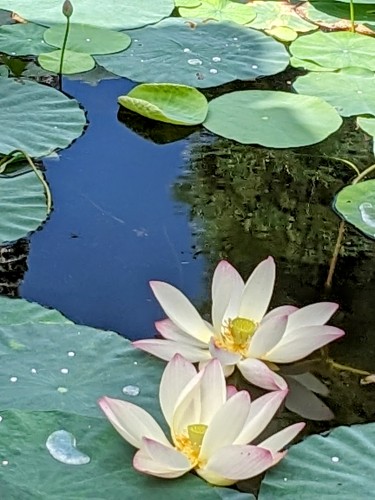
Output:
[
  {"xmin": 98, "ymin": 355, "xmax": 304, "ymax": 485},
  {"xmin": 134, "ymin": 258, "xmax": 344, "ymax": 391}
]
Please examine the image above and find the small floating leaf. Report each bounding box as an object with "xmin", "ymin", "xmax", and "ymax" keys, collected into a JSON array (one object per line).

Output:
[
  {"xmin": 38, "ymin": 49, "xmax": 95, "ymax": 74},
  {"xmin": 334, "ymin": 180, "xmax": 375, "ymax": 239},
  {"xmin": 203, "ymin": 90, "xmax": 342, "ymax": 148},
  {"xmin": 118, "ymin": 83, "xmax": 208, "ymax": 125}
]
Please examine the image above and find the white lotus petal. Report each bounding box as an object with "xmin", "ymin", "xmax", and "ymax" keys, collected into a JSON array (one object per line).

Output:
[
  {"xmin": 209, "ymin": 337, "xmax": 241, "ymax": 365},
  {"xmin": 198, "ymin": 444, "xmax": 274, "ymax": 484},
  {"xmin": 249, "ymin": 315, "xmax": 288, "ymax": 358},
  {"xmin": 159, "ymin": 354, "xmax": 197, "ymax": 427},
  {"xmin": 234, "ymin": 390, "xmax": 288, "ymax": 445},
  {"xmin": 133, "ymin": 339, "xmax": 211, "ymax": 362},
  {"xmin": 226, "ymin": 385, "xmax": 238, "ymax": 399},
  {"xmin": 212, "ymin": 261, "xmax": 244, "ymax": 332},
  {"xmin": 172, "ymin": 370, "xmax": 204, "ymax": 437},
  {"xmin": 150, "ymin": 281, "xmax": 213, "ymax": 343},
  {"xmin": 237, "ymin": 358, "xmax": 287, "ymax": 391},
  {"xmin": 238, "ymin": 257, "xmax": 276, "ymax": 323},
  {"xmin": 264, "ymin": 326, "xmax": 345, "ymax": 363},
  {"xmin": 200, "ymin": 391, "xmax": 250, "ymax": 460},
  {"xmin": 262, "ymin": 305, "xmax": 299, "ymax": 322},
  {"xmin": 198, "ymin": 358, "xmax": 227, "ymax": 425},
  {"xmin": 134, "ymin": 440, "xmax": 191, "ymax": 478},
  {"xmin": 155, "ymin": 319, "xmax": 207, "ymax": 348},
  {"xmin": 259, "ymin": 422, "xmax": 305, "ymax": 453},
  {"xmin": 98, "ymin": 397, "xmax": 170, "ymax": 449},
  {"xmin": 286, "ymin": 302, "xmax": 338, "ymax": 333}
]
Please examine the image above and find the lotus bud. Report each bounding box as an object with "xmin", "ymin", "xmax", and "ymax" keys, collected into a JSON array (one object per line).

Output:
[{"xmin": 62, "ymin": 0, "xmax": 73, "ymax": 18}]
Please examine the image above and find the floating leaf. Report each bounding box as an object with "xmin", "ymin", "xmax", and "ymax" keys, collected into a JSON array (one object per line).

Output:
[
  {"xmin": 175, "ymin": 0, "xmax": 201, "ymax": 5},
  {"xmin": 334, "ymin": 180, "xmax": 375, "ymax": 239},
  {"xmin": 0, "ymin": 78, "xmax": 86, "ymax": 156},
  {"xmin": 249, "ymin": 1, "xmax": 317, "ymax": 33},
  {"xmin": 0, "ymin": 0, "xmax": 174, "ymax": 30},
  {"xmin": 0, "ymin": 172, "xmax": 48, "ymax": 244},
  {"xmin": 259, "ymin": 423, "xmax": 375, "ymax": 499},
  {"xmin": 266, "ymin": 26, "xmax": 297, "ymax": 42},
  {"xmin": 96, "ymin": 18, "xmax": 289, "ymax": 88},
  {"xmin": 179, "ymin": 0, "xmax": 256, "ymax": 25},
  {"xmin": 0, "ymin": 22, "xmax": 50, "ymax": 55},
  {"xmin": 203, "ymin": 90, "xmax": 342, "ymax": 148},
  {"xmin": 289, "ymin": 31, "xmax": 375, "ymax": 71},
  {"xmin": 38, "ymin": 49, "xmax": 95, "ymax": 74},
  {"xmin": 290, "ymin": 56, "xmax": 335, "ymax": 72},
  {"xmin": 44, "ymin": 23, "xmax": 131, "ymax": 55},
  {"xmin": 0, "ymin": 409, "xmax": 226, "ymax": 499},
  {"xmin": 293, "ymin": 68, "xmax": 375, "ymax": 117},
  {"xmin": 357, "ymin": 116, "xmax": 375, "ymax": 136},
  {"xmin": 118, "ymin": 83, "xmax": 208, "ymax": 125},
  {"xmin": 0, "ymin": 296, "xmax": 71, "ymax": 325}
]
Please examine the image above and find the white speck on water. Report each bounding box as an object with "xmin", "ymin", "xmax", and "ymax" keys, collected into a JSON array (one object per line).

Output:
[
  {"xmin": 183, "ymin": 48, "xmax": 191, "ymax": 53},
  {"xmin": 86, "ymin": 38, "xmax": 91, "ymax": 42},
  {"xmin": 10, "ymin": 377, "xmax": 17, "ymax": 383},
  {"xmin": 2, "ymin": 461, "xmax": 8, "ymax": 466},
  {"xmin": 46, "ymin": 430, "xmax": 91, "ymax": 465},
  {"xmin": 252, "ymin": 64, "xmax": 258, "ymax": 69},
  {"xmin": 60, "ymin": 368, "xmax": 69, "ymax": 375},
  {"xmin": 31, "ymin": 368, "xmax": 37, "ymax": 374},
  {"xmin": 122, "ymin": 385, "xmax": 140, "ymax": 396},
  {"xmin": 57, "ymin": 387, "xmax": 68, "ymax": 393},
  {"xmin": 359, "ymin": 202, "xmax": 375, "ymax": 227},
  {"xmin": 331, "ymin": 456, "xmax": 340, "ymax": 463},
  {"xmin": 68, "ymin": 351, "xmax": 75, "ymax": 357},
  {"xmin": 212, "ymin": 56, "xmax": 221, "ymax": 62},
  {"xmin": 188, "ymin": 58, "xmax": 202, "ymax": 66},
  {"xmin": 262, "ymin": 116, "xmax": 269, "ymax": 120},
  {"xmin": 209, "ymin": 68, "xmax": 218, "ymax": 74}
]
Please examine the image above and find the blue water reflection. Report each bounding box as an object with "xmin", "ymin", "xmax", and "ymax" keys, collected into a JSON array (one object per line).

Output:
[{"xmin": 20, "ymin": 78, "xmax": 205, "ymax": 339}]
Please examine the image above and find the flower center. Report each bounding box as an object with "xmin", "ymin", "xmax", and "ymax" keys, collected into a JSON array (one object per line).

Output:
[
  {"xmin": 174, "ymin": 424, "xmax": 207, "ymax": 467},
  {"xmin": 216, "ymin": 317, "xmax": 257, "ymax": 356}
]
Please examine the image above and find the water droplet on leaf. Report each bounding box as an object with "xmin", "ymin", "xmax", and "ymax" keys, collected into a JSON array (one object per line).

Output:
[
  {"xmin": 212, "ymin": 56, "xmax": 221, "ymax": 62},
  {"xmin": 31, "ymin": 368, "xmax": 37, "ymax": 374},
  {"xmin": 2, "ymin": 461, "xmax": 8, "ymax": 466},
  {"xmin": 61, "ymin": 368, "xmax": 69, "ymax": 374},
  {"xmin": 209, "ymin": 68, "xmax": 218, "ymax": 74},
  {"xmin": 359, "ymin": 202, "xmax": 375, "ymax": 228},
  {"xmin": 331, "ymin": 456, "xmax": 340, "ymax": 463},
  {"xmin": 188, "ymin": 58, "xmax": 202, "ymax": 66},
  {"xmin": 68, "ymin": 351, "xmax": 75, "ymax": 357},
  {"xmin": 57, "ymin": 386, "xmax": 68, "ymax": 393},
  {"xmin": 86, "ymin": 38, "xmax": 90, "ymax": 42},
  {"xmin": 46, "ymin": 430, "xmax": 90, "ymax": 465},
  {"xmin": 252, "ymin": 65, "xmax": 258, "ymax": 69},
  {"xmin": 10, "ymin": 377, "xmax": 17, "ymax": 383},
  {"xmin": 183, "ymin": 48, "xmax": 191, "ymax": 53},
  {"xmin": 122, "ymin": 385, "xmax": 140, "ymax": 396}
]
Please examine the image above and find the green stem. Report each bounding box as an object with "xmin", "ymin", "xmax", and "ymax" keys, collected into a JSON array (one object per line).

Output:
[
  {"xmin": 352, "ymin": 163, "xmax": 375, "ymax": 185},
  {"xmin": 327, "ymin": 358, "xmax": 370, "ymax": 376},
  {"xmin": 58, "ymin": 15, "xmax": 70, "ymax": 90},
  {"xmin": 349, "ymin": 0, "xmax": 355, "ymax": 32}
]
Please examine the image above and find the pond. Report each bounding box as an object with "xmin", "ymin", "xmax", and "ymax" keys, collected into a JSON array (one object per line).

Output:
[{"xmin": 0, "ymin": 1, "xmax": 375, "ymax": 498}]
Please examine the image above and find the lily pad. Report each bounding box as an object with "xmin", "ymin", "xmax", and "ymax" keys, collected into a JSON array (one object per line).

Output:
[
  {"xmin": 259, "ymin": 423, "xmax": 375, "ymax": 498},
  {"xmin": 0, "ymin": 0, "xmax": 174, "ymax": 30},
  {"xmin": 38, "ymin": 49, "xmax": 95, "ymax": 74},
  {"xmin": 96, "ymin": 18, "xmax": 289, "ymax": 88},
  {"xmin": 248, "ymin": 1, "xmax": 317, "ymax": 33},
  {"xmin": 0, "ymin": 78, "xmax": 86, "ymax": 156},
  {"xmin": 0, "ymin": 172, "xmax": 48, "ymax": 244},
  {"xmin": 357, "ymin": 116, "xmax": 375, "ymax": 136},
  {"xmin": 44, "ymin": 24, "xmax": 131, "ymax": 55},
  {"xmin": 303, "ymin": 1, "xmax": 375, "ymax": 29},
  {"xmin": 178, "ymin": 0, "xmax": 256, "ymax": 25},
  {"xmin": 203, "ymin": 90, "xmax": 342, "ymax": 148},
  {"xmin": 290, "ymin": 56, "xmax": 335, "ymax": 72},
  {"xmin": 118, "ymin": 83, "xmax": 208, "ymax": 125},
  {"xmin": 0, "ymin": 296, "xmax": 71, "ymax": 325},
  {"xmin": 289, "ymin": 31, "xmax": 375, "ymax": 71},
  {"xmin": 334, "ymin": 180, "xmax": 375, "ymax": 239},
  {"xmin": 0, "ymin": 409, "xmax": 228, "ymax": 499},
  {"xmin": 0, "ymin": 22, "xmax": 50, "ymax": 56},
  {"xmin": 293, "ymin": 68, "xmax": 375, "ymax": 117}
]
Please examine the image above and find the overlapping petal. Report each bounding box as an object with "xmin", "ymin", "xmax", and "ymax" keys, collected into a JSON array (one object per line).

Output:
[
  {"xmin": 248, "ymin": 315, "xmax": 288, "ymax": 358},
  {"xmin": 133, "ymin": 338, "xmax": 211, "ymax": 362},
  {"xmin": 259, "ymin": 422, "xmax": 306, "ymax": 453},
  {"xmin": 155, "ymin": 319, "xmax": 207, "ymax": 348},
  {"xmin": 238, "ymin": 358, "xmax": 288, "ymax": 391},
  {"xmin": 134, "ymin": 439, "xmax": 191, "ymax": 479},
  {"xmin": 285, "ymin": 302, "xmax": 338, "ymax": 333}
]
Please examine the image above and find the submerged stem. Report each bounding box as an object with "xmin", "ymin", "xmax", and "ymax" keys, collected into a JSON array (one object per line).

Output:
[{"xmin": 327, "ymin": 358, "xmax": 370, "ymax": 376}]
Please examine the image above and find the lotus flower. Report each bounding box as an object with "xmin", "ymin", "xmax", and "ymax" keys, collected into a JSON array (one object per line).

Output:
[
  {"xmin": 134, "ymin": 257, "xmax": 344, "ymax": 391},
  {"xmin": 98, "ymin": 355, "xmax": 304, "ymax": 485}
]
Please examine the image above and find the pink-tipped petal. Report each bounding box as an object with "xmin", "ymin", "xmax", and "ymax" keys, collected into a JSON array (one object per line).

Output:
[
  {"xmin": 133, "ymin": 339, "xmax": 211, "ymax": 363},
  {"xmin": 264, "ymin": 325, "xmax": 345, "ymax": 363},
  {"xmin": 155, "ymin": 319, "xmax": 207, "ymax": 348},
  {"xmin": 134, "ymin": 440, "xmax": 191, "ymax": 479},
  {"xmin": 212, "ymin": 261, "xmax": 244, "ymax": 332},
  {"xmin": 150, "ymin": 281, "xmax": 213, "ymax": 343},
  {"xmin": 249, "ymin": 315, "xmax": 288, "ymax": 358},
  {"xmin": 98, "ymin": 396, "xmax": 170, "ymax": 449},
  {"xmin": 200, "ymin": 391, "xmax": 251, "ymax": 459},
  {"xmin": 286, "ymin": 302, "xmax": 339, "ymax": 333},
  {"xmin": 198, "ymin": 444, "xmax": 274, "ymax": 484},
  {"xmin": 234, "ymin": 390, "xmax": 288, "ymax": 445},
  {"xmin": 259, "ymin": 422, "xmax": 306, "ymax": 453},
  {"xmin": 159, "ymin": 354, "xmax": 197, "ymax": 427},
  {"xmin": 209, "ymin": 337, "xmax": 241, "ymax": 365},
  {"xmin": 226, "ymin": 385, "xmax": 238, "ymax": 399},
  {"xmin": 237, "ymin": 358, "xmax": 288, "ymax": 391},
  {"xmin": 262, "ymin": 305, "xmax": 299, "ymax": 322},
  {"xmin": 238, "ymin": 257, "xmax": 276, "ymax": 323}
]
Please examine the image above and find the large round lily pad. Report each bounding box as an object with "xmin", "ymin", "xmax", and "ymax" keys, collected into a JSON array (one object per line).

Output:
[
  {"xmin": 334, "ymin": 180, "xmax": 375, "ymax": 239},
  {"xmin": 0, "ymin": 172, "xmax": 48, "ymax": 244},
  {"xmin": 0, "ymin": 78, "xmax": 86, "ymax": 156},
  {"xmin": 203, "ymin": 90, "xmax": 342, "ymax": 148},
  {"xmin": 289, "ymin": 30, "xmax": 375, "ymax": 71},
  {"xmin": 178, "ymin": 0, "xmax": 256, "ymax": 25},
  {"xmin": 95, "ymin": 18, "xmax": 290, "ymax": 88},
  {"xmin": 293, "ymin": 68, "xmax": 375, "ymax": 117},
  {"xmin": 44, "ymin": 24, "xmax": 131, "ymax": 55},
  {"xmin": 118, "ymin": 83, "xmax": 208, "ymax": 125},
  {"xmin": 0, "ymin": 22, "xmax": 50, "ymax": 56},
  {"xmin": 0, "ymin": 0, "xmax": 174, "ymax": 30},
  {"xmin": 259, "ymin": 423, "xmax": 375, "ymax": 498}
]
